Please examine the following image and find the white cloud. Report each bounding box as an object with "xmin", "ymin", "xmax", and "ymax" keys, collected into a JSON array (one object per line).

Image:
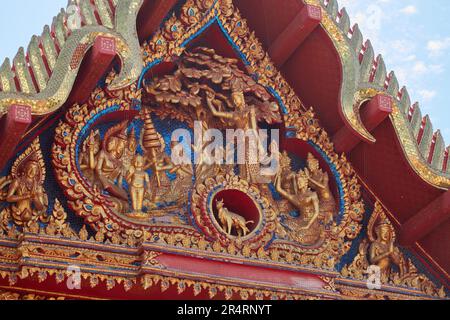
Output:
[
  {"xmin": 413, "ymin": 61, "xmax": 428, "ymax": 75},
  {"xmin": 390, "ymin": 40, "xmax": 416, "ymax": 54},
  {"xmin": 405, "ymin": 55, "xmax": 417, "ymax": 62},
  {"xmin": 409, "ymin": 61, "xmax": 444, "ymax": 77},
  {"xmin": 427, "ymin": 38, "xmax": 450, "ymax": 57},
  {"xmin": 400, "ymin": 5, "xmax": 418, "ymax": 15},
  {"xmin": 418, "ymin": 89, "xmax": 437, "ymax": 102}
]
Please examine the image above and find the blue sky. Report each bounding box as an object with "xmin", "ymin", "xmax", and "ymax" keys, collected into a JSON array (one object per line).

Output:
[
  {"xmin": 340, "ymin": 0, "xmax": 450, "ymax": 143},
  {"xmin": 0, "ymin": 0, "xmax": 449, "ymax": 143},
  {"xmin": 0, "ymin": 1, "xmax": 67, "ymax": 61}
]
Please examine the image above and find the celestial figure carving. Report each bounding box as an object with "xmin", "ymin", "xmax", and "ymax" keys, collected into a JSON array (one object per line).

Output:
[
  {"xmin": 80, "ymin": 130, "xmax": 100, "ymax": 170},
  {"xmin": 6, "ymin": 162, "xmax": 47, "ymax": 225},
  {"xmin": 123, "ymin": 127, "xmax": 138, "ymax": 170},
  {"xmin": 1, "ymin": 140, "xmax": 48, "ymax": 226},
  {"xmin": 216, "ymin": 199, "xmax": 254, "ymax": 237},
  {"xmin": 368, "ymin": 221, "xmax": 407, "ymax": 281},
  {"xmin": 304, "ymin": 153, "xmax": 336, "ymax": 223},
  {"xmin": 95, "ymin": 121, "xmax": 129, "ymax": 200},
  {"xmin": 145, "ymin": 47, "xmax": 281, "ymax": 185},
  {"xmin": 126, "ymin": 155, "xmax": 151, "ymax": 213},
  {"xmin": 206, "ymin": 88, "xmax": 264, "ymax": 184},
  {"xmin": 163, "ymin": 140, "xmax": 194, "ymax": 204},
  {"xmin": 340, "ymin": 202, "xmax": 446, "ymax": 297},
  {"xmin": 275, "ymin": 170, "xmax": 323, "ymax": 245},
  {"xmin": 79, "ymin": 129, "xmax": 100, "ymax": 183},
  {"xmin": 278, "ymin": 151, "xmax": 298, "ymax": 194}
]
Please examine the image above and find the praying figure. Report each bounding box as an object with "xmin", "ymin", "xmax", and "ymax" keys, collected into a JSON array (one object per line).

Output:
[
  {"xmin": 369, "ymin": 222, "xmax": 407, "ymax": 281},
  {"xmin": 6, "ymin": 160, "xmax": 48, "ymax": 226}
]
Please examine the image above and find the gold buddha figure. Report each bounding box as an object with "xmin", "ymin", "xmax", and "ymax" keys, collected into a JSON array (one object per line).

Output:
[
  {"xmin": 6, "ymin": 161, "xmax": 48, "ymax": 225},
  {"xmin": 369, "ymin": 222, "xmax": 406, "ymax": 281}
]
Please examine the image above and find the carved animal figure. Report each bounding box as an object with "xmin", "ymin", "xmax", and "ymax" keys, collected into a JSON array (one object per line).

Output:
[{"xmin": 216, "ymin": 200, "xmax": 254, "ymax": 237}]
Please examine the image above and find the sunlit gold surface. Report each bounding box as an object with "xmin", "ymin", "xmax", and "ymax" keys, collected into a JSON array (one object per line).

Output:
[{"xmin": 0, "ymin": 0, "xmax": 447, "ymax": 301}]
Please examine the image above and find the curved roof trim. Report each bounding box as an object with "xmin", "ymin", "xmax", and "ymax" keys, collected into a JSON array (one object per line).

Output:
[
  {"xmin": 0, "ymin": 0, "xmax": 448, "ymax": 188},
  {"xmin": 0, "ymin": 0, "xmax": 144, "ymax": 116},
  {"xmin": 308, "ymin": 0, "xmax": 450, "ymax": 188}
]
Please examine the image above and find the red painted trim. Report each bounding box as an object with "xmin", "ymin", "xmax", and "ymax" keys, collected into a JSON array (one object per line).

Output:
[
  {"xmin": 0, "ymin": 105, "xmax": 32, "ymax": 171},
  {"xmin": 268, "ymin": 4, "xmax": 322, "ymax": 67},
  {"xmin": 25, "ymin": 54, "xmax": 40, "ymax": 93},
  {"xmin": 137, "ymin": 0, "xmax": 178, "ymax": 43},
  {"xmin": 67, "ymin": 36, "xmax": 117, "ymax": 105},
  {"xmin": 38, "ymin": 41, "xmax": 53, "ymax": 77},
  {"xmin": 427, "ymin": 132, "xmax": 437, "ymax": 164},
  {"xmin": 444, "ymin": 149, "xmax": 449, "ymax": 172},
  {"xmin": 399, "ymin": 190, "xmax": 450, "ymax": 247},
  {"xmin": 153, "ymin": 252, "xmax": 326, "ymax": 292},
  {"xmin": 417, "ymin": 117, "xmax": 427, "ymax": 145}
]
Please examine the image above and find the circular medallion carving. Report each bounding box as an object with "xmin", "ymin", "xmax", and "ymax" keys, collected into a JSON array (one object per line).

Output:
[{"xmin": 191, "ymin": 174, "xmax": 277, "ymax": 246}]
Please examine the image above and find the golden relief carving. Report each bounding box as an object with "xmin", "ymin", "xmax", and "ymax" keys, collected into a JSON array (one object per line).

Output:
[
  {"xmin": 145, "ymin": 47, "xmax": 282, "ymax": 185},
  {"xmin": 0, "ymin": 289, "xmax": 65, "ymax": 300},
  {"xmin": 0, "ymin": 0, "xmax": 444, "ymax": 300},
  {"xmin": 274, "ymin": 160, "xmax": 324, "ymax": 245},
  {"xmin": 48, "ymin": 0, "xmax": 368, "ymax": 275},
  {"xmin": 341, "ymin": 202, "xmax": 446, "ymax": 298},
  {"xmin": 0, "ymin": 139, "xmax": 48, "ymax": 228},
  {"xmin": 367, "ymin": 207, "xmax": 406, "ymax": 280},
  {"xmin": 216, "ymin": 199, "xmax": 254, "ymax": 237},
  {"xmin": 306, "ymin": 153, "xmax": 336, "ymax": 224},
  {"xmin": 78, "ymin": 110, "xmax": 190, "ymax": 218},
  {"xmin": 45, "ymin": 200, "xmax": 76, "ymax": 238},
  {"xmin": 127, "ymin": 155, "xmax": 151, "ymax": 213}
]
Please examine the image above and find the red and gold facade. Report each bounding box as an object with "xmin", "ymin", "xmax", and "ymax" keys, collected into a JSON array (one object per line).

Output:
[{"xmin": 0, "ymin": 0, "xmax": 449, "ymax": 300}]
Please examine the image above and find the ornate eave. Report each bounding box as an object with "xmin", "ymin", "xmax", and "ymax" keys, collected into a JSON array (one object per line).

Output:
[
  {"xmin": 0, "ymin": 1, "xmax": 448, "ymax": 183},
  {"xmin": 0, "ymin": 0, "xmax": 449, "ymax": 300},
  {"xmin": 231, "ymin": 0, "xmax": 450, "ymax": 284},
  {"xmin": 297, "ymin": 0, "xmax": 450, "ymax": 188},
  {"xmin": 0, "ymin": 230, "xmax": 442, "ymax": 300}
]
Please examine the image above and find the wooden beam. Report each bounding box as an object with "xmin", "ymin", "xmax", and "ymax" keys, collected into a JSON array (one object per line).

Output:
[
  {"xmin": 333, "ymin": 94, "xmax": 393, "ymax": 154},
  {"xmin": 268, "ymin": 4, "xmax": 322, "ymax": 67},
  {"xmin": 137, "ymin": 0, "xmax": 178, "ymax": 43},
  {"xmin": 399, "ymin": 190, "xmax": 450, "ymax": 246},
  {"xmin": 0, "ymin": 105, "xmax": 32, "ymax": 171},
  {"xmin": 67, "ymin": 36, "xmax": 117, "ymax": 105}
]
